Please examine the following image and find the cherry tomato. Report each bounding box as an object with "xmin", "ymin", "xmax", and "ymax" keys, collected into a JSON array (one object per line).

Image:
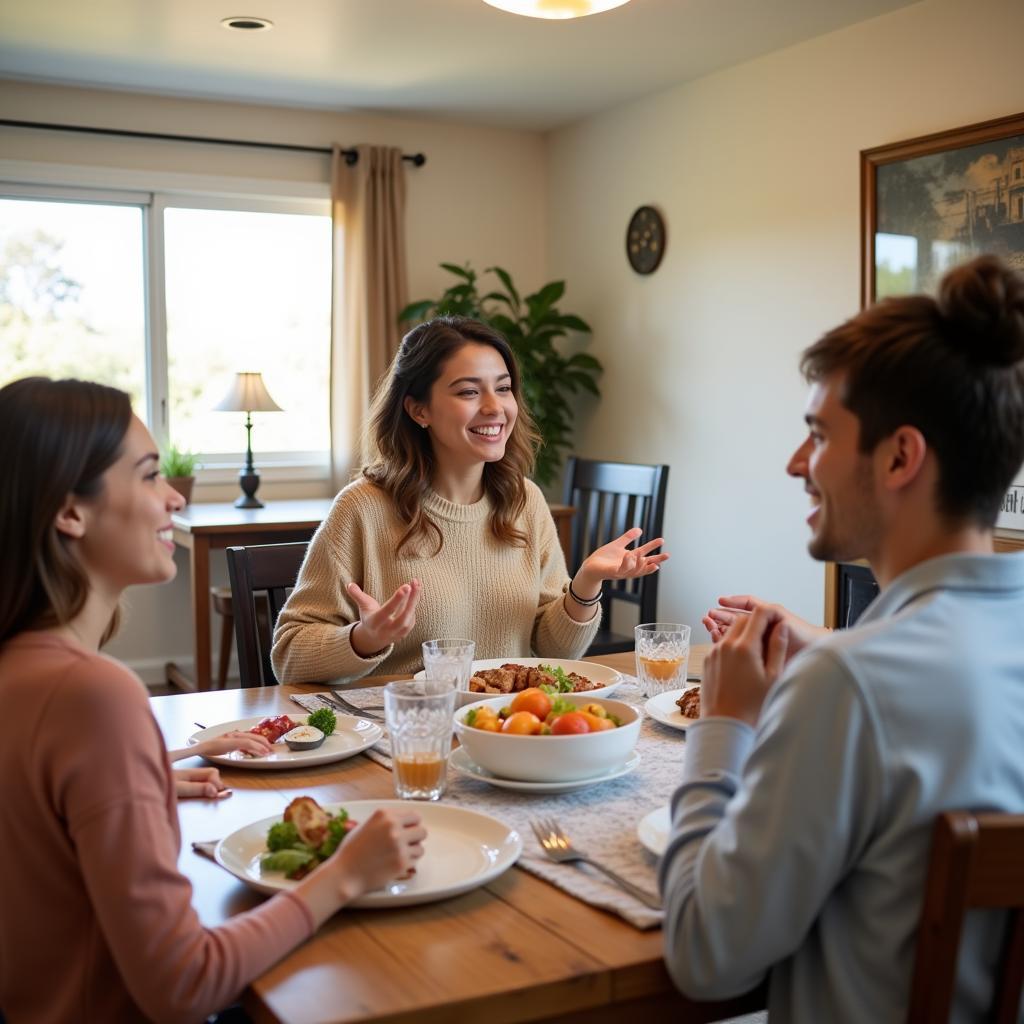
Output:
[
  {"xmin": 502, "ymin": 711, "xmax": 543, "ymax": 735},
  {"xmin": 551, "ymin": 712, "xmax": 591, "ymax": 735},
  {"xmin": 509, "ymin": 687, "xmax": 553, "ymax": 721}
]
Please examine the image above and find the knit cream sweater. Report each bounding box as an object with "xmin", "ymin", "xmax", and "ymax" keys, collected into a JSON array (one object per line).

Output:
[{"xmin": 271, "ymin": 477, "xmax": 600, "ymax": 684}]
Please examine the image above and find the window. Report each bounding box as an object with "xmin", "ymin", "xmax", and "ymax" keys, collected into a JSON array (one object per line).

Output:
[
  {"xmin": 161, "ymin": 202, "xmax": 332, "ymax": 462},
  {"xmin": 0, "ymin": 195, "xmax": 147, "ymax": 418},
  {"xmin": 0, "ymin": 186, "xmax": 332, "ymax": 476}
]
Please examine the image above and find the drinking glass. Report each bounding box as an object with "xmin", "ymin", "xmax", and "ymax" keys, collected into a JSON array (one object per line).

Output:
[
  {"xmin": 383, "ymin": 679, "xmax": 457, "ymax": 800},
  {"xmin": 421, "ymin": 638, "xmax": 476, "ymax": 691},
  {"xmin": 634, "ymin": 623, "xmax": 691, "ymax": 698}
]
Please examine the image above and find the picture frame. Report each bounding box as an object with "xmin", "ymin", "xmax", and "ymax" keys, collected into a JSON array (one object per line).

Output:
[
  {"xmin": 860, "ymin": 111, "xmax": 1024, "ymax": 539},
  {"xmin": 861, "ymin": 110, "xmax": 1024, "ymax": 307}
]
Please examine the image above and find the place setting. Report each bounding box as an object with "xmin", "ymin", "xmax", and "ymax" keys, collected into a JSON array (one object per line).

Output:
[
  {"xmin": 187, "ymin": 710, "xmax": 385, "ymax": 770},
  {"xmin": 192, "ymin": 632, "xmax": 698, "ymax": 929}
]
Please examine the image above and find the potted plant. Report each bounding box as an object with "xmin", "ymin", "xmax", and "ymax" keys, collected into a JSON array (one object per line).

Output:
[
  {"xmin": 400, "ymin": 264, "xmax": 602, "ymax": 488},
  {"xmin": 161, "ymin": 444, "xmax": 198, "ymax": 505}
]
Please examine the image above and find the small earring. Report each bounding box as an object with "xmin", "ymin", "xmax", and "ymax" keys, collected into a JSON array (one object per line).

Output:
[{"xmin": 421, "ymin": 422, "xmax": 428, "ymax": 429}]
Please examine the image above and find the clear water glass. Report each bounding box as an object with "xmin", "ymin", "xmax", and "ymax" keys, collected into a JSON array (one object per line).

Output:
[
  {"xmin": 421, "ymin": 638, "xmax": 476, "ymax": 691},
  {"xmin": 383, "ymin": 679, "xmax": 457, "ymax": 800},
  {"xmin": 634, "ymin": 623, "xmax": 691, "ymax": 698}
]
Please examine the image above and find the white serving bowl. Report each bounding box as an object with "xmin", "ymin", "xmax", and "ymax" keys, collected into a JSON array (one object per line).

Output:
[{"xmin": 453, "ymin": 694, "xmax": 641, "ymax": 783}]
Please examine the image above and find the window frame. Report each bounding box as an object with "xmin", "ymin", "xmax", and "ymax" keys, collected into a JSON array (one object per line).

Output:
[{"xmin": 0, "ymin": 163, "xmax": 332, "ymax": 484}]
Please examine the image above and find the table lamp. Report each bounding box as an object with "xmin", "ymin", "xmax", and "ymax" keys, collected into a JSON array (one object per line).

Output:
[{"xmin": 213, "ymin": 372, "xmax": 283, "ymax": 508}]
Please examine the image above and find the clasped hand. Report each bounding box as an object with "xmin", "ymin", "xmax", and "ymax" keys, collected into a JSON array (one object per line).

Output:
[{"xmin": 701, "ymin": 605, "xmax": 789, "ymax": 727}]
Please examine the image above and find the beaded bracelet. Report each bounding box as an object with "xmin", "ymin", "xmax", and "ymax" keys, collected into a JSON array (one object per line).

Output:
[{"xmin": 568, "ymin": 579, "xmax": 603, "ymax": 607}]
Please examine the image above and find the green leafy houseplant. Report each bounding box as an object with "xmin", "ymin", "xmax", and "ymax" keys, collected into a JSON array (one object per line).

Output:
[
  {"xmin": 160, "ymin": 444, "xmax": 198, "ymax": 478},
  {"xmin": 399, "ymin": 264, "xmax": 602, "ymax": 488},
  {"xmin": 160, "ymin": 444, "xmax": 198, "ymax": 504}
]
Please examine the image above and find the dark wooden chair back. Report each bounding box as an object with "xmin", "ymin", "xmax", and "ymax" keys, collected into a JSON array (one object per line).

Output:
[
  {"xmin": 562, "ymin": 457, "xmax": 669, "ymax": 655},
  {"xmin": 907, "ymin": 810, "xmax": 1024, "ymax": 1023},
  {"xmin": 226, "ymin": 541, "xmax": 309, "ymax": 687}
]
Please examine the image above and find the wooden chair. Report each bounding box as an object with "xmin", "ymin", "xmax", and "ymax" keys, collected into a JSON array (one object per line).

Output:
[
  {"xmin": 562, "ymin": 457, "xmax": 669, "ymax": 655},
  {"xmin": 225, "ymin": 541, "xmax": 309, "ymax": 687},
  {"xmin": 907, "ymin": 810, "xmax": 1024, "ymax": 1023}
]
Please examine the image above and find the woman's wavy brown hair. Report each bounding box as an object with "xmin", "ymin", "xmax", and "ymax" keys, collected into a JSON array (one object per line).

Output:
[
  {"xmin": 362, "ymin": 316, "xmax": 541, "ymax": 555},
  {"xmin": 0, "ymin": 377, "xmax": 132, "ymax": 646}
]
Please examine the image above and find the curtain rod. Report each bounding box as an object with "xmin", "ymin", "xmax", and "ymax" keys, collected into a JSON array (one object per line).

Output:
[{"xmin": 0, "ymin": 118, "xmax": 427, "ymax": 167}]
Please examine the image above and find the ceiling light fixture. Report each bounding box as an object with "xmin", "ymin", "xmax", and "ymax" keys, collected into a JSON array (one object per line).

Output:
[
  {"xmin": 482, "ymin": 0, "xmax": 631, "ymax": 19},
  {"xmin": 220, "ymin": 16, "xmax": 274, "ymax": 31}
]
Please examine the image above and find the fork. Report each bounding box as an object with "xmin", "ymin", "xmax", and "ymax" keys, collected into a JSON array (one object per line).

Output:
[
  {"xmin": 531, "ymin": 817, "xmax": 661, "ymax": 910},
  {"xmin": 318, "ymin": 692, "xmax": 385, "ymax": 722}
]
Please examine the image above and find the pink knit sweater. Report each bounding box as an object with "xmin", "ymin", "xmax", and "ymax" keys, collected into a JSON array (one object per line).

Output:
[{"xmin": 0, "ymin": 633, "xmax": 313, "ymax": 1024}]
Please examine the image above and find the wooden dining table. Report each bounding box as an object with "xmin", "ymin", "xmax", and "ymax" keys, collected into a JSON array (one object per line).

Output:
[{"xmin": 155, "ymin": 646, "xmax": 764, "ymax": 1024}]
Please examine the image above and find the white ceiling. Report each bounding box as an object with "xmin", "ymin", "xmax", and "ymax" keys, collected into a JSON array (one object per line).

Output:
[{"xmin": 0, "ymin": 0, "xmax": 917, "ymax": 131}]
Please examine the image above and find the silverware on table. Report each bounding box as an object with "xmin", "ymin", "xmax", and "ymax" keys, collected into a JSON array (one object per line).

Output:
[
  {"xmin": 318, "ymin": 692, "xmax": 385, "ymax": 722},
  {"xmin": 530, "ymin": 817, "xmax": 661, "ymax": 910}
]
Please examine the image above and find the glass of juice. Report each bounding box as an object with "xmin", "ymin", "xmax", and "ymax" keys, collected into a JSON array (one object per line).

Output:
[
  {"xmin": 383, "ymin": 679, "xmax": 457, "ymax": 800},
  {"xmin": 634, "ymin": 623, "xmax": 691, "ymax": 698}
]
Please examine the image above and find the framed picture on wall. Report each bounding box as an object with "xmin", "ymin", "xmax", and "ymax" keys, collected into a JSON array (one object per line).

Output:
[
  {"xmin": 860, "ymin": 111, "xmax": 1024, "ymax": 538},
  {"xmin": 861, "ymin": 110, "xmax": 1024, "ymax": 306}
]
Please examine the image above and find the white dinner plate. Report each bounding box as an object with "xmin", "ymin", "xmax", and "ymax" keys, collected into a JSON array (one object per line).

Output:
[
  {"xmin": 415, "ymin": 657, "xmax": 621, "ymax": 707},
  {"xmin": 643, "ymin": 688, "xmax": 700, "ymax": 732},
  {"xmin": 187, "ymin": 714, "xmax": 383, "ymax": 770},
  {"xmin": 637, "ymin": 804, "xmax": 671, "ymax": 857},
  {"xmin": 449, "ymin": 746, "xmax": 642, "ymax": 793},
  {"xmin": 215, "ymin": 800, "xmax": 522, "ymax": 905}
]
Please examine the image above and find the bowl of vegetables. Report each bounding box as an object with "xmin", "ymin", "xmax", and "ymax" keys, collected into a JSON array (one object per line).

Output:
[{"xmin": 453, "ymin": 690, "xmax": 641, "ymax": 782}]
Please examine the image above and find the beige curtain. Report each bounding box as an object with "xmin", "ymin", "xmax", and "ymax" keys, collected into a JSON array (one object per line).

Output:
[{"xmin": 329, "ymin": 144, "xmax": 409, "ymax": 490}]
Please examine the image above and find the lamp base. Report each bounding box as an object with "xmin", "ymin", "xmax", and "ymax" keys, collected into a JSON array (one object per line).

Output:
[{"xmin": 234, "ymin": 470, "xmax": 265, "ymax": 509}]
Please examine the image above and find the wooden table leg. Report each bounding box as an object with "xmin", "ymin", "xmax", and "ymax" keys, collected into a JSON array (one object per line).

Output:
[{"xmin": 189, "ymin": 537, "xmax": 213, "ymax": 690}]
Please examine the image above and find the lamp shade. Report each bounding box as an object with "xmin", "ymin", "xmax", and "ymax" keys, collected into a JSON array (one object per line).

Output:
[{"xmin": 213, "ymin": 372, "xmax": 283, "ymax": 413}]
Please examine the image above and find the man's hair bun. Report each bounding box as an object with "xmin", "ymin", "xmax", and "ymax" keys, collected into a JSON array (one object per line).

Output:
[{"xmin": 937, "ymin": 254, "xmax": 1024, "ymax": 368}]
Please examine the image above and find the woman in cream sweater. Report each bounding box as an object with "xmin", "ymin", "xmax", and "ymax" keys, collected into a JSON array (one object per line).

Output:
[
  {"xmin": 272, "ymin": 316, "xmax": 668, "ymax": 684},
  {"xmin": 0, "ymin": 377, "xmax": 426, "ymax": 1023}
]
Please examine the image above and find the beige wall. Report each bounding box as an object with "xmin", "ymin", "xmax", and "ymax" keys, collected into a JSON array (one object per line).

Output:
[
  {"xmin": 546, "ymin": 0, "xmax": 1024, "ymax": 633},
  {"xmin": 0, "ymin": 81, "xmax": 548, "ymax": 679}
]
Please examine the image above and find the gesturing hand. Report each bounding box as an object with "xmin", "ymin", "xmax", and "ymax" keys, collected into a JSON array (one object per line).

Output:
[
  {"xmin": 701, "ymin": 605, "xmax": 790, "ymax": 727},
  {"xmin": 348, "ymin": 579, "xmax": 421, "ymax": 657},
  {"xmin": 578, "ymin": 527, "xmax": 669, "ymax": 585}
]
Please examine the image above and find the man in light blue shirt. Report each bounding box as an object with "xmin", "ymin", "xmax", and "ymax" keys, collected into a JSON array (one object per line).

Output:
[{"xmin": 661, "ymin": 255, "xmax": 1024, "ymax": 1022}]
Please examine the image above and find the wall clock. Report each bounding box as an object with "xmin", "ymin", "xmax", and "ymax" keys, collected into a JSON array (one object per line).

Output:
[{"xmin": 626, "ymin": 205, "xmax": 666, "ymax": 275}]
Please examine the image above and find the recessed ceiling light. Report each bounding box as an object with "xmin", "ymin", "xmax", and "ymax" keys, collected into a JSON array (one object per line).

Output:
[
  {"xmin": 220, "ymin": 16, "xmax": 274, "ymax": 31},
  {"xmin": 482, "ymin": 0, "xmax": 631, "ymax": 18}
]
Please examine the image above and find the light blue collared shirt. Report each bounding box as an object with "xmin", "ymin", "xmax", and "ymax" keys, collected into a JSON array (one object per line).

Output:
[{"xmin": 660, "ymin": 551, "xmax": 1024, "ymax": 1023}]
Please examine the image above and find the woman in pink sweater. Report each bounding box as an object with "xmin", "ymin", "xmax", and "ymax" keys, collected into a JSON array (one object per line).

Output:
[{"xmin": 0, "ymin": 377, "xmax": 427, "ymax": 1024}]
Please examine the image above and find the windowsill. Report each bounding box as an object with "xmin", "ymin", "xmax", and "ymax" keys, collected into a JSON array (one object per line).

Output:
[{"xmin": 188, "ymin": 453, "xmax": 336, "ymax": 502}]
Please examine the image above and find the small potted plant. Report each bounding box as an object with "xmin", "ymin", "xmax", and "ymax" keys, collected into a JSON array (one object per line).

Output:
[{"xmin": 161, "ymin": 444, "xmax": 198, "ymax": 505}]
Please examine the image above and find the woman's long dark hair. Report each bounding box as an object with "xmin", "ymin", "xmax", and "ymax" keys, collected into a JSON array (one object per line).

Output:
[
  {"xmin": 362, "ymin": 316, "xmax": 541, "ymax": 555},
  {"xmin": 0, "ymin": 377, "xmax": 132, "ymax": 645}
]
